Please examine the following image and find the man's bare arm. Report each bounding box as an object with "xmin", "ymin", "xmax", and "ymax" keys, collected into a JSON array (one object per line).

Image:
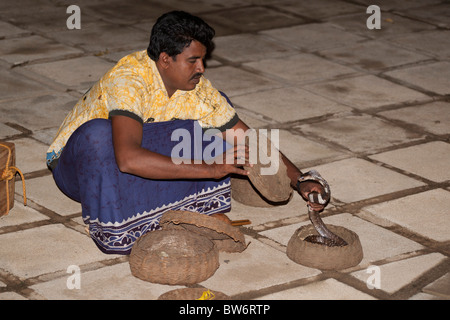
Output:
[{"xmin": 111, "ymin": 115, "xmax": 249, "ymax": 179}]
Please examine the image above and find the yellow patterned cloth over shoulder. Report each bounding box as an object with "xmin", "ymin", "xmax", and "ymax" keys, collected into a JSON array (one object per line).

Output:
[{"xmin": 46, "ymin": 50, "xmax": 237, "ymax": 166}]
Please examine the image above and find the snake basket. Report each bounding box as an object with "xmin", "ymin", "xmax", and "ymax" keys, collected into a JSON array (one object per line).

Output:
[
  {"xmin": 160, "ymin": 210, "xmax": 247, "ymax": 253},
  {"xmin": 129, "ymin": 229, "xmax": 219, "ymax": 285},
  {"xmin": 0, "ymin": 141, "xmax": 26, "ymax": 216},
  {"xmin": 0, "ymin": 141, "xmax": 16, "ymax": 216},
  {"xmin": 158, "ymin": 288, "xmax": 230, "ymax": 300},
  {"xmin": 286, "ymin": 224, "xmax": 363, "ymax": 270}
]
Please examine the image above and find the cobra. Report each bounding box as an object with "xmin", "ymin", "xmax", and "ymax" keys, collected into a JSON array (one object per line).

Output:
[{"xmin": 297, "ymin": 170, "xmax": 347, "ymax": 247}]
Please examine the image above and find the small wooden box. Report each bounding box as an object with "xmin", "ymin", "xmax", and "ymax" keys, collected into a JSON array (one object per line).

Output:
[{"xmin": 0, "ymin": 141, "xmax": 15, "ymax": 216}]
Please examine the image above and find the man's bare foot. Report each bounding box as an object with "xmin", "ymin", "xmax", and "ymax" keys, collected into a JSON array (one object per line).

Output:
[{"xmin": 211, "ymin": 213, "xmax": 232, "ymax": 225}]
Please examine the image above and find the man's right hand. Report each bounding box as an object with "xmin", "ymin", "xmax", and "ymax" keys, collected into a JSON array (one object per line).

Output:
[
  {"xmin": 111, "ymin": 115, "xmax": 253, "ymax": 180},
  {"xmin": 208, "ymin": 144, "xmax": 252, "ymax": 179}
]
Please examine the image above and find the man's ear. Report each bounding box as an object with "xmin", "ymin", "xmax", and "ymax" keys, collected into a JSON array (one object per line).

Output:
[{"xmin": 158, "ymin": 52, "xmax": 171, "ymax": 69}]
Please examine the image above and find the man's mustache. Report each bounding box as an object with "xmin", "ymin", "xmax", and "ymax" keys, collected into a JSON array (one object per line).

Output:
[{"xmin": 191, "ymin": 73, "xmax": 203, "ymax": 80}]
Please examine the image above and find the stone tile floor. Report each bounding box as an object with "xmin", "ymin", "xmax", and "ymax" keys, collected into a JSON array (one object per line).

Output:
[{"xmin": 0, "ymin": 0, "xmax": 449, "ymax": 300}]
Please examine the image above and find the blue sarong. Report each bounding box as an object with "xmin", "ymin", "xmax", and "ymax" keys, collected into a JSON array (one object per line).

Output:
[{"xmin": 52, "ymin": 118, "xmax": 232, "ymax": 255}]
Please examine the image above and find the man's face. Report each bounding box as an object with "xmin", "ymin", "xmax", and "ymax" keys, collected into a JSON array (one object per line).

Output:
[{"xmin": 161, "ymin": 40, "xmax": 207, "ymax": 97}]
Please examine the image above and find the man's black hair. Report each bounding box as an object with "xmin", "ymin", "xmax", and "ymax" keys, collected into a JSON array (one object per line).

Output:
[{"xmin": 147, "ymin": 11, "xmax": 215, "ymax": 61}]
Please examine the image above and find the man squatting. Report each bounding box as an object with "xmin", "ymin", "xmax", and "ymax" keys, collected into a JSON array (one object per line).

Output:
[{"xmin": 46, "ymin": 11, "xmax": 328, "ymax": 254}]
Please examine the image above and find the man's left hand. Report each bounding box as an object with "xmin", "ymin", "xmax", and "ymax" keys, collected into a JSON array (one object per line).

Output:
[{"xmin": 297, "ymin": 180, "xmax": 328, "ymax": 211}]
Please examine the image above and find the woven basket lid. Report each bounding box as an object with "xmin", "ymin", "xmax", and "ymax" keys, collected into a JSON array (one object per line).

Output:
[
  {"xmin": 243, "ymin": 130, "xmax": 292, "ymax": 202},
  {"xmin": 231, "ymin": 175, "xmax": 292, "ymax": 207},
  {"xmin": 160, "ymin": 210, "xmax": 246, "ymax": 252},
  {"xmin": 158, "ymin": 288, "xmax": 230, "ymax": 300}
]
